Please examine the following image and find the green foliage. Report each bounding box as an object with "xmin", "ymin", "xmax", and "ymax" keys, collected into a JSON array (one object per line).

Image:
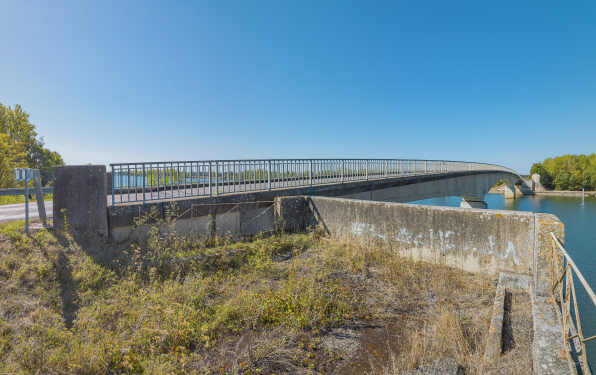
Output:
[
  {"xmin": 530, "ymin": 154, "xmax": 596, "ymax": 191},
  {"xmin": 0, "ymin": 103, "xmax": 64, "ymax": 188},
  {"xmin": 0, "ymin": 194, "xmax": 52, "ymax": 206}
]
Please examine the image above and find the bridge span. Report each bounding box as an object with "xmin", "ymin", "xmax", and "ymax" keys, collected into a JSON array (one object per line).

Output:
[
  {"xmin": 49, "ymin": 159, "xmax": 522, "ymax": 238},
  {"xmin": 107, "ymin": 158, "xmax": 522, "ymax": 208}
]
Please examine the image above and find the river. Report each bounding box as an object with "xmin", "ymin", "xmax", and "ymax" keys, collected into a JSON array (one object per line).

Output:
[{"xmin": 411, "ymin": 193, "xmax": 596, "ymax": 365}]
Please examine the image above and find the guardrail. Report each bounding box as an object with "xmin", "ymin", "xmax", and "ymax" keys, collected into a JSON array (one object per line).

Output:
[
  {"xmin": 109, "ymin": 159, "xmax": 518, "ymax": 206},
  {"xmin": 549, "ymin": 232, "xmax": 595, "ymax": 373},
  {"xmin": 0, "ymin": 187, "xmax": 53, "ymax": 196}
]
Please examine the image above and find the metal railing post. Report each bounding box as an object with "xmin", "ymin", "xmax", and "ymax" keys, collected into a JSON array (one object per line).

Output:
[
  {"xmin": 385, "ymin": 160, "xmax": 388, "ymax": 178},
  {"xmin": 268, "ymin": 161, "xmax": 272, "ymax": 191},
  {"xmin": 142, "ymin": 164, "xmax": 146, "ymax": 204},
  {"xmin": 309, "ymin": 160, "xmax": 312, "ymax": 186},
  {"xmin": 216, "ymin": 161, "xmax": 219, "ymax": 196},
  {"xmin": 25, "ymin": 181, "xmax": 29, "ymax": 235},
  {"xmin": 111, "ymin": 165, "xmax": 115, "ymax": 207},
  {"xmin": 209, "ymin": 162, "xmax": 212, "ymax": 196},
  {"xmin": 366, "ymin": 160, "xmax": 369, "ymax": 180},
  {"xmin": 425, "ymin": 161, "xmax": 427, "ymax": 174},
  {"xmin": 341, "ymin": 160, "xmax": 344, "ymax": 183}
]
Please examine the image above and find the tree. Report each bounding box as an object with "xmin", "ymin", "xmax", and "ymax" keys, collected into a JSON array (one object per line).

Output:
[
  {"xmin": 532, "ymin": 154, "xmax": 596, "ymax": 191},
  {"xmin": 0, "ymin": 103, "xmax": 64, "ymax": 188},
  {"xmin": 529, "ymin": 162, "xmax": 552, "ymax": 189}
]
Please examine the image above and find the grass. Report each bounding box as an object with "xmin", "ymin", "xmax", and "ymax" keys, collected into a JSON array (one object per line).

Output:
[
  {"xmin": 0, "ymin": 214, "xmax": 527, "ymax": 374},
  {"xmin": 0, "ymin": 194, "xmax": 53, "ymax": 205}
]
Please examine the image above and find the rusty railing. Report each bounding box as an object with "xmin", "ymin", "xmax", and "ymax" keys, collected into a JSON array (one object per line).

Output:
[{"xmin": 549, "ymin": 232, "xmax": 596, "ymax": 373}]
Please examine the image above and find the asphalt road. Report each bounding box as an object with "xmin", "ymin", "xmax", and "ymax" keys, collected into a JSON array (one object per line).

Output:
[{"xmin": 0, "ymin": 201, "xmax": 54, "ymax": 223}]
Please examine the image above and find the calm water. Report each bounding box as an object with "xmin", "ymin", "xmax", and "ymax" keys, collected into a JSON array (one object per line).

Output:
[{"xmin": 411, "ymin": 193, "xmax": 596, "ymax": 365}]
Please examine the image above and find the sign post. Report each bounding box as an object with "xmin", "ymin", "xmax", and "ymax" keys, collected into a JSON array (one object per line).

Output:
[{"xmin": 14, "ymin": 168, "xmax": 33, "ymax": 235}]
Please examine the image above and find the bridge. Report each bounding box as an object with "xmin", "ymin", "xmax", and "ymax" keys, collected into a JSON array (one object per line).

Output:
[
  {"xmin": 107, "ymin": 158, "xmax": 522, "ymax": 209},
  {"xmin": 44, "ymin": 158, "xmax": 523, "ymax": 239},
  {"xmin": 9, "ymin": 159, "xmax": 593, "ymax": 372}
]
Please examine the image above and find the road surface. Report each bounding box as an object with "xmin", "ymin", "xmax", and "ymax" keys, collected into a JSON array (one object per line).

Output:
[{"xmin": 0, "ymin": 201, "xmax": 54, "ymax": 223}]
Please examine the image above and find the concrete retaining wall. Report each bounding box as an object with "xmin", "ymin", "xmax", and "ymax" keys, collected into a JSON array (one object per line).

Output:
[
  {"xmin": 278, "ymin": 196, "xmax": 540, "ymax": 275},
  {"xmin": 109, "ymin": 200, "xmax": 275, "ymax": 242}
]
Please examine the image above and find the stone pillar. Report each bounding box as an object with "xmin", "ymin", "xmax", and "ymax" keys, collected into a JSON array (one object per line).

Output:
[
  {"xmin": 504, "ymin": 185, "xmax": 516, "ymax": 199},
  {"xmin": 534, "ymin": 213, "xmax": 565, "ymax": 297},
  {"xmin": 274, "ymin": 196, "xmax": 309, "ymax": 232},
  {"xmin": 53, "ymin": 165, "xmax": 108, "ymax": 236},
  {"xmin": 460, "ymin": 197, "xmax": 487, "ymax": 209}
]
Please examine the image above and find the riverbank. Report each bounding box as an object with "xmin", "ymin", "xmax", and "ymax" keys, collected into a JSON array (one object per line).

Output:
[
  {"xmin": 488, "ymin": 187, "xmax": 596, "ymax": 197},
  {"xmin": 535, "ymin": 190, "xmax": 596, "ymax": 197}
]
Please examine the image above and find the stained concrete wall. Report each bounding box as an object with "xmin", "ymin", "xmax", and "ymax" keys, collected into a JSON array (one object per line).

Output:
[
  {"xmin": 276, "ymin": 196, "xmax": 565, "ymax": 277},
  {"xmin": 109, "ymin": 200, "xmax": 275, "ymax": 242}
]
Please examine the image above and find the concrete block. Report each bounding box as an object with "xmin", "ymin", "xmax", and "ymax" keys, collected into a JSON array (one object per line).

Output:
[
  {"xmin": 53, "ymin": 165, "xmax": 108, "ymax": 236},
  {"xmin": 275, "ymin": 196, "xmax": 309, "ymax": 232},
  {"xmin": 498, "ymin": 270, "xmax": 532, "ymax": 291},
  {"xmin": 485, "ymin": 284, "xmax": 506, "ymax": 360}
]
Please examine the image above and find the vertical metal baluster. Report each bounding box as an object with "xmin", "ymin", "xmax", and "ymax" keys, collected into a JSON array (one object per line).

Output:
[
  {"xmin": 111, "ymin": 165, "xmax": 115, "ymax": 207},
  {"xmin": 268, "ymin": 160, "xmax": 272, "ymax": 191},
  {"xmin": 170, "ymin": 163, "xmax": 174, "ymax": 198},
  {"xmin": 209, "ymin": 162, "xmax": 212, "ymax": 196},
  {"xmin": 215, "ymin": 161, "xmax": 219, "ymax": 196},
  {"xmin": 142, "ymin": 164, "xmax": 146, "ymax": 204}
]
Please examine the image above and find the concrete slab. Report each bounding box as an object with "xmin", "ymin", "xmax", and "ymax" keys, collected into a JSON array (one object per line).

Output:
[
  {"xmin": 485, "ymin": 284, "xmax": 506, "ymax": 360},
  {"xmin": 531, "ymin": 287, "xmax": 577, "ymax": 374}
]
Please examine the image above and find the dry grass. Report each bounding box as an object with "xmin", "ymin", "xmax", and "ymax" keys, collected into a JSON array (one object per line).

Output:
[{"xmin": 0, "ymin": 214, "xmax": 526, "ymax": 374}]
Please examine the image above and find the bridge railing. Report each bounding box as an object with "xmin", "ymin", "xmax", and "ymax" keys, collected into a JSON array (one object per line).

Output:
[
  {"xmin": 549, "ymin": 233, "xmax": 595, "ymax": 372},
  {"xmin": 109, "ymin": 159, "xmax": 518, "ymax": 206}
]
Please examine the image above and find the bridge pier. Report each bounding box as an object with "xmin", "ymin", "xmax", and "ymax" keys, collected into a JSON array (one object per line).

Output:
[
  {"xmin": 460, "ymin": 197, "xmax": 487, "ymax": 209},
  {"xmin": 504, "ymin": 185, "xmax": 516, "ymax": 199}
]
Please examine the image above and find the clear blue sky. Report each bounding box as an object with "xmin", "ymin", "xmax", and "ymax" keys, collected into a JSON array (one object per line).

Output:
[{"xmin": 1, "ymin": 1, "xmax": 595, "ymax": 174}]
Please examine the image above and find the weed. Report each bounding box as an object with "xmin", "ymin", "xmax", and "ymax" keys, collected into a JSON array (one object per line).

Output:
[{"xmin": 0, "ymin": 216, "xmax": 513, "ymax": 374}]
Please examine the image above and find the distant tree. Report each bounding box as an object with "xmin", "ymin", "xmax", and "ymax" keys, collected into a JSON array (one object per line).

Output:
[
  {"xmin": 581, "ymin": 170, "xmax": 595, "ymax": 190},
  {"xmin": 0, "ymin": 103, "xmax": 64, "ymax": 188},
  {"xmin": 529, "ymin": 162, "xmax": 552, "ymax": 189},
  {"xmin": 0, "ymin": 133, "xmax": 26, "ymax": 188}
]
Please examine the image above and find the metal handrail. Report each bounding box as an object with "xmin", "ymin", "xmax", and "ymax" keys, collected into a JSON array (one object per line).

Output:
[
  {"xmin": 108, "ymin": 159, "xmax": 519, "ymax": 206},
  {"xmin": 0, "ymin": 187, "xmax": 53, "ymax": 197},
  {"xmin": 549, "ymin": 232, "xmax": 594, "ymax": 373}
]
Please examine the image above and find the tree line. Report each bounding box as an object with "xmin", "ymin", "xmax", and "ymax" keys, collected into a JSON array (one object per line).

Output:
[
  {"xmin": 530, "ymin": 154, "xmax": 596, "ymax": 191},
  {"xmin": 0, "ymin": 103, "xmax": 64, "ymax": 189}
]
